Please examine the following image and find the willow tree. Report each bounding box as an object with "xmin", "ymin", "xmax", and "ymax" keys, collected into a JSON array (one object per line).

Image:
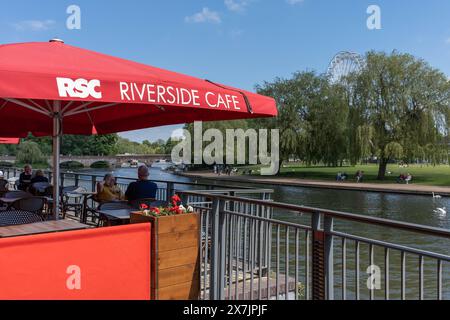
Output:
[{"xmin": 348, "ymin": 51, "xmax": 450, "ymax": 179}]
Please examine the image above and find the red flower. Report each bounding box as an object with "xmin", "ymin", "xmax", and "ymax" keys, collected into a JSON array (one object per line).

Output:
[
  {"xmin": 140, "ymin": 204, "xmax": 149, "ymax": 210},
  {"xmin": 150, "ymin": 207, "xmax": 160, "ymax": 214},
  {"xmin": 171, "ymin": 195, "xmax": 181, "ymax": 207},
  {"xmin": 170, "ymin": 205, "xmax": 182, "ymax": 214}
]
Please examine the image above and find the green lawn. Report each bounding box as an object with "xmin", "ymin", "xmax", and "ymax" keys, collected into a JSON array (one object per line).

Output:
[{"xmin": 276, "ymin": 164, "xmax": 450, "ymax": 187}]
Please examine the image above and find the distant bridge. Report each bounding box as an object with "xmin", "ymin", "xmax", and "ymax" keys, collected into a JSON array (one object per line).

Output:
[{"xmin": 0, "ymin": 154, "xmax": 171, "ymax": 168}]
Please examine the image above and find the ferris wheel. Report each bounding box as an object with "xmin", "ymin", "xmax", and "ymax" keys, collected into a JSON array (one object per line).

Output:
[{"xmin": 327, "ymin": 51, "xmax": 365, "ymax": 84}]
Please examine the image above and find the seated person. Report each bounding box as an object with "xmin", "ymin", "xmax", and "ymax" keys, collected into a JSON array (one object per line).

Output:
[
  {"xmin": 97, "ymin": 173, "xmax": 124, "ymax": 202},
  {"xmin": 405, "ymin": 173, "xmax": 412, "ymax": 184},
  {"xmin": 0, "ymin": 171, "xmax": 7, "ymax": 193},
  {"xmin": 125, "ymin": 165, "xmax": 158, "ymax": 202},
  {"xmin": 18, "ymin": 164, "xmax": 33, "ymax": 191},
  {"xmin": 397, "ymin": 174, "xmax": 406, "ymax": 183},
  {"xmin": 30, "ymin": 170, "xmax": 49, "ymax": 184}
]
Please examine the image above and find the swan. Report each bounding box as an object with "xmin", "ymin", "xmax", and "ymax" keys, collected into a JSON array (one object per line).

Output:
[
  {"xmin": 433, "ymin": 207, "xmax": 447, "ymax": 215},
  {"xmin": 432, "ymin": 192, "xmax": 442, "ymax": 199}
]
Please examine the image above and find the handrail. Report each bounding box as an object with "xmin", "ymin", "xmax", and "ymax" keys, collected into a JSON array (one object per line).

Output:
[
  {"xmin": 0, "ymin": 167, "xmax": 266, "ymax": 191},
  {"xmin": 178, "ymin": 190, "xmax": 450, "ymax": 239}
]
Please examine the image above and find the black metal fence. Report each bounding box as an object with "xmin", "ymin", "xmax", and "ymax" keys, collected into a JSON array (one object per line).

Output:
[{"xmin": 180, "ymin": 190, "xmax": 450, "ymax": 300}]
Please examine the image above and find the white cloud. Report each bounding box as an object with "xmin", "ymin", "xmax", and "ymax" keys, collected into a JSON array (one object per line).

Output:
[
  {"xmin": 185, "ymin": 8, "xmax": 221, "ymax": 24},
  {"xmin": 12, "ymin": 19, "xmax": 55, "ymax": 31},
  {"xmin": 225, "ymin": 0, "xmax": 249, "ymax": 13},
  {"xmin": 286, "ymin": 0, "xmax": 304, "ymax": 5},
  {"xmin": 230, "ymin": 29, "xmax": 244, "ymax": 39}
]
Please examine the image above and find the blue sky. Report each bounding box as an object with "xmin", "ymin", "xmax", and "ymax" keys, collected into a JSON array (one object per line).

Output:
[{"xmin": 1, "ymin": 0, "xmax": 449, "ymax": 142}]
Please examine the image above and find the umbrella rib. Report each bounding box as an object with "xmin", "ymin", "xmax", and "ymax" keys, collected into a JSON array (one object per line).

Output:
[
  {"xmin": 62, "ymin": 101, "xmax": 94, "ymax": 116},
  {"xmin": 3, "ymin": 98, "xmax": 51, "ymax": 117},
  {"xmin": 0, "ymin": 100, "xmax": 7, "ymax": 111},
  {"xmin": 27, "ymin": 99, "xmax": 51, "ymax": 113},
  {"xmin": 61, "ymin": 100, "xmax": 75, "ymax": 114},
  {"xmin": 64, "ymin": 102, "xmax": 119, "ymax": 117}
]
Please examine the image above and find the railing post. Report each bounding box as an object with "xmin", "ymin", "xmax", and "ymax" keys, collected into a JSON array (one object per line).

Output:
[
  {"xmin": 311, "ymin": 212, "xmax": 326, "ymax": 300},
  {"xmin": 74, "ymin": 174, "xmax": 79, "ymax": 187},
  {"xmin": 166, "ymin": 182, "xmax": 174, "ymax": 201},
  {"xmin": 324, "ymin": 215, "xmax": 334, "ymax": 300},
  {"xmin": 91, "ymin": 175, "xmax": 96, "ymax": 193},
  {"xmin": 209, "ymin": 198, "xmax": 226, "ymax": 300}
]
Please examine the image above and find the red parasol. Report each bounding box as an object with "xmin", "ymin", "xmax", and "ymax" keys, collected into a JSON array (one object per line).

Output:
[
  {"xmin": 0, "ymin": 138, "xmax": 19, "ymax": 144},
  {"xmin": 0, "ymin": 39, "xmax": 277, "ymax": 218}
]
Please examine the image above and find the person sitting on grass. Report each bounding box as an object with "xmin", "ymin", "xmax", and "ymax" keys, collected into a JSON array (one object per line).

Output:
[
  {"xmin": 97, "ymin": 173, "xmax": 124, "ymax": 202},
  {"xmin": 125, "ymin": 165, "xmax": 158, "ymax": 202}
]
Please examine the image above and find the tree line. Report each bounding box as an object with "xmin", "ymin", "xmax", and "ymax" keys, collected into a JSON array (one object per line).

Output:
[
  {"xmin": 185, "ymin": 51, "xmax": 450, "ymax": 179},
  {"xmin": 0, "ymin": 134, "xmax": 176, "ymax": 166}
]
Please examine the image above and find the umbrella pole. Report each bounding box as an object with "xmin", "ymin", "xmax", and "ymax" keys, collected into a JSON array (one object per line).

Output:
[{"xmin": 52, "ymin": 101, "xmax": 61, "ymax": 220}]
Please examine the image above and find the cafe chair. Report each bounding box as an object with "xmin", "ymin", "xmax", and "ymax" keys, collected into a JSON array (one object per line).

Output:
[
  {"xmin": 3, "ymin": 190, "xmax": 33, "ymax": 199},
  {"xmin": 61, "ymin": 186, "xmax": 84, "ymax": 219},
  {"xmin": 11, "ymin": 197, "xmax": 46, "ymax": 217},
  {"xmin": 0, "ymin": 210, "xmax": 43, "ymax": 227},
  {"xmin": 0, "ymin": 179, "xmax": 8, "ymax": 197},
  {"xmin": 29, "ymin": 182, "xmax": 52, "ymax": 196}
]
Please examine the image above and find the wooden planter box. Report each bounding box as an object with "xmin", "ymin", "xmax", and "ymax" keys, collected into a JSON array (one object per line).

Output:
[{"xmin": 130, "ymin": 212, "xmax": 200, "ymax": 300}]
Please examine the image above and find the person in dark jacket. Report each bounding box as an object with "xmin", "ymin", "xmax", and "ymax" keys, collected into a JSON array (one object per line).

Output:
[
  {"xmin": 18, "ymin": 164, "xmax": 33, "ymax": 191},
  {"xmin": 125, "ymin": 165, "xmax": 158, "ymax": 202},
  {"xmin": 30, "ymin": 170, "xmax": 49, "ymax": 184}
]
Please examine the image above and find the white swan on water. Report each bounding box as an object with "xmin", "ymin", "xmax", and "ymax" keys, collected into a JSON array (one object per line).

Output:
[
  {"xmin": 433, "ymin": 207, "xmax": 447, "ymax": 215},
  {"xmin": 432, "ymin": 192, "xmax": 442, "ymax": 199}
]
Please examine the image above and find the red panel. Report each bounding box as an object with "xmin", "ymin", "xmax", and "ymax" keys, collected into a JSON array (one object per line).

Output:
[
  {"xmin": 0, "ymin": 138, "xmax": 19, "ymax": 144},
  {"xmin": 0, "ymin": 224, "xmax": 151, "ymax": 300}
]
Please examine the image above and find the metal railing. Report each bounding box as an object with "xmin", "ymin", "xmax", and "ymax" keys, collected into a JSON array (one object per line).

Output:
[
  {"xmin": 0, "ymin": 167, "xmax": 273, "ymax": 221},
  {"xmin": 179, "ymin": 190, "xmax": 450, "ymax": 300}
]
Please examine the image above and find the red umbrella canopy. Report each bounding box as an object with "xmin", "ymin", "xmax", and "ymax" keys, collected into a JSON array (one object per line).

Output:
[
  {"xmin": 0, "ymin": 40, "xmax": 277, "ymax": 137},
  {"xmin": 0, "ymin": 138, "xmax": 19, "ymax": 144}
]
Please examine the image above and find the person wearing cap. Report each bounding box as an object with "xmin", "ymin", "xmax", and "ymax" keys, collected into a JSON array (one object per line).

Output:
[{"xmin": 125, "ymin": 165, "xmax": 158, "ymax": 202}]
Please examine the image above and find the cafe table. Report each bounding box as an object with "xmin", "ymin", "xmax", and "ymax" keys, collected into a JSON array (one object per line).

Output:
[
  {"xmin": 96, "ymin": 208, "xmax": 133, "ymax": 226},
  {"xmin": 0, "ymin": 220, "xmax": 90, "ymax": 238}
]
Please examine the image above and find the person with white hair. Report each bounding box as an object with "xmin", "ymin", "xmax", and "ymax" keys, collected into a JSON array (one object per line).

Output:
[
  {"xmin": 0, "ymin": 171, "xmax": 4, "ymax": 179},
  {"xmin": 125, "ymin": 165, "xmax": 158, "ymax": 202}
]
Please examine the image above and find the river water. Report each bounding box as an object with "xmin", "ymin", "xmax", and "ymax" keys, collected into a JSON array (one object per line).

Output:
[{"xmin": 76, "ymin": 167, "xmax": 450, "ymax": 299}]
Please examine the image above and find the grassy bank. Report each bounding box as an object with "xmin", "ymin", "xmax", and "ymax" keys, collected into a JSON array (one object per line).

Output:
[{"xmin": 276, "ymin": 164, "xmax": 450, "ymax": 187}]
